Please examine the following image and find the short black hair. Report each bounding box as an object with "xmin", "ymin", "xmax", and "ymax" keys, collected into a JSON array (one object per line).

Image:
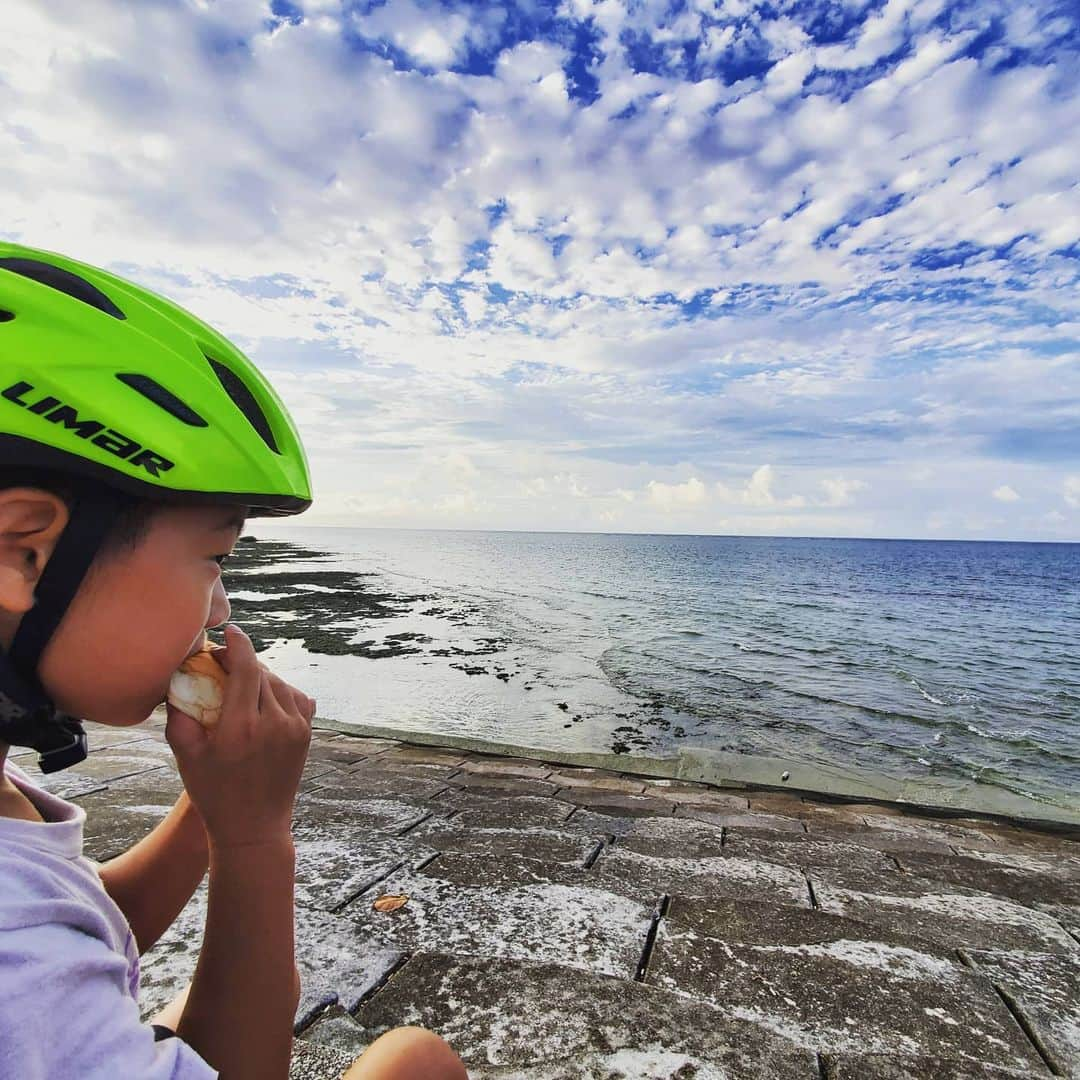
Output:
[{"xmin": 0, "ymin": 467, "xmax": 160, "ymax": 557}]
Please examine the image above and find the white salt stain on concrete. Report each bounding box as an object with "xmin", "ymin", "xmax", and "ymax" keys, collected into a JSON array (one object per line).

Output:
[
  {"xmin": 956, "ymin": 846, "xmax": 1080, "ymax": 878},
  {"xmin": 300, "ymin": 795, "xmax": 432, "ymax": 833},
  {"xmin": 292, "ymin": 831, "xmax": 433, "ymax": 910},
  {"xmin": 597, "ymin": 846, "xmax": 809, "ymax": 906},
  {"xmin": 594, "ymin": 1047, "xmax": 732, "ymax": 1079},
  {"xmin": 923, "ymin": 1006, "xmax": 961, "ymax": 1025},
  {"xmin": 138, "ymin": 887, "xmax": 406, "ymax": 1019},
  {"xmin": 749, "ymin": 939, "xmax": 961, "ymax": 982},
  {"xmin": 817, "ymin": 885, "xmax": 1077, "ymax": 951},
  {"xmin": 349, "ymin": 870, "xmax": 652, "ymax": 978},
  {"xmin": 967, "ymin": 949, "xmax": 1080, "ymax": 1075},
  {"xmin": 729, "ymin": 1004, "xmax": 924, "ymax": 1057}
]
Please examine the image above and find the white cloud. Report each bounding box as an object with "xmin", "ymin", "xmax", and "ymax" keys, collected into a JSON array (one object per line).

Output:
[
  {"xmin": 646, "ymin": 477, "xmax": 708, "ymax": 508},
  {"xmin": 2, "ymin": 0, "xmax": 1077, "ymax": 540},
  {"xmin": 992, "ymin": 485, "xmax": 1020, "ymax": 502},
  {"xmin": 716, "ymin": 466, "xmax": 807, "ymax": 509},
  {"xmin": 820, "ymin": 477, "xmax": 868, "ymax": 507}
]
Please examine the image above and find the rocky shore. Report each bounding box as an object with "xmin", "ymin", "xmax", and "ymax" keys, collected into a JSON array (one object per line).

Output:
[{"xmin": 19, "ymin": 712, "xmax": 1080, "ymax": 1079}]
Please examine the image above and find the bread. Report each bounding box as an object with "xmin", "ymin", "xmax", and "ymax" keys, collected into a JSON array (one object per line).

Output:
[{"xmin": 168, "ymin": 643, "xmax": 227, "ymax": 729}]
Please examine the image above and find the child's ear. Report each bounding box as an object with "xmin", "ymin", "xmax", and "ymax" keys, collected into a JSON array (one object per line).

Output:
[{"xmin": 0, "ymin": 488, "xmax": 70, "ymax": 617}]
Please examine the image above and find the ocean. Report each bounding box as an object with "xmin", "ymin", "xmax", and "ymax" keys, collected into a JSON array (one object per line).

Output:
[{"xmin": 231, "ymin": 527, "xmax": 1080, "ymax": 821}]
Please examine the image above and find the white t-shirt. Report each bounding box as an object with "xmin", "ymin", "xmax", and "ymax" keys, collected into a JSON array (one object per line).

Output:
[{"xmin": 0, "ymin": 759, "xmax": 216, "ymax": 1078}]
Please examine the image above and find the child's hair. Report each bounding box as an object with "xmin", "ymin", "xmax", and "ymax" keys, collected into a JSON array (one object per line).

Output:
[{"xmin": 0, "ymin": 468, "xmax": 159, "ymax": 560}]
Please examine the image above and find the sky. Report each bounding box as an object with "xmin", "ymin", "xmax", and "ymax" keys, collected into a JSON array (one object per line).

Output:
[{"xmin": 2, "ymin": 0, "xmax": 1078, "ymax": 541}]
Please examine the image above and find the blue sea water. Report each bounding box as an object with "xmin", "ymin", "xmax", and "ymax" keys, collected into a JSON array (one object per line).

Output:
[{"xmin": 253, "ymin": 527, "xmax": 1080, "ymax": 816}]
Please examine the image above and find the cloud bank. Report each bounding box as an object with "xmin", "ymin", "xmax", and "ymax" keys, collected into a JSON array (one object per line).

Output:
[{"xmin": 2, "ymin": 0, "xmax": 1078, "ymax": 540}]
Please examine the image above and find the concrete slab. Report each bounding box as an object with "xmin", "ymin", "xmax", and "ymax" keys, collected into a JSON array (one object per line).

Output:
[
  {"xmin": 82, "ymin": 725, "xmax": 169, "ymax": 752},
  {"xmin": 781, "ymin": 804, "xmax": 876, "ymax": 829},
  {"xmin": 558, "ymin": 807, "xmax": 662, "ymax": 838},
  {"xmin": 289, "ymin": 1038, "xmax": 354, "ymax": 1080},
  {"xmin": 953, "ymin": 845, "xmax": 1080, "ymax": 877},
  {"xmin": 554, "ymin": 789, "xmax": 677, "ymax": 817},
  {"xmin": 305, "ymin": 768, "xmax": 451, "ymax": 802},
  {"xmin": 327, "ymin": 736, "xmax": 401, "ymax": 756},
  {"xmin": 139, "ymin": 889, "xmax": 405, "ymax": 1023},
  {"xmin": 549, "ymin": 769, "xmax": 647, "ymax": 794},
  {"xmin": 804, "ymin": 822, "xmax": 956, "ymax": 855},
  {"xmin": 611, "ymin": 815, "xmax": 726, "ymax": 859},
  {"xmin": 678, "ymin": 807, "xmax": 808, "ymax": 834},
  {"xmin": 895, "ymin": 849, "xmax": 1080, "ymax": 908},
  {"xmin": 965, "ymin": 948, "xmax": 1080, "ymax": 1077},
  {"xmin": 346, "ymin": 757, "xmax": 460, "ymax": 779},
  {"xmin": 293, "ymin": 792, "xmax": 434, "ymax": 836},
  {"xmin": 826, "ymin": 1053, "xmax": 1043, "ymax": 1078},
  {"xmin": 663, "ymin": 895, "xmax": 954, "ymax": 959},
  {"xmin": 432, "ymin": 790, "xmax": 576, "ymax": 828},
  {"xmin": 591, "ymin": 844, "xmax": 811, "ymax": 908},
  {"xmin": 29, "ymin": 770, "xmax": 109, "ymax": 801},
  {"xmin": 65, "ymin": 752, "xmax": 170, "ymax": 786},
  {"xmin": 637, "ymin": 775, "xmax": 745, "ymax": 798},
  {"xmin": 828, "ymin": 801, "xmax": 909, "ymax": 818},
  {"xmin": 338, "ymin": 854, "xmax": 654, "ymax": 979},
  {"xmin": 812, "ymin": 865, "xmax": 1078, "ymax": 953},
  {"xmin": 407, "ymin": 819, "xmax": 602, "ymax": 864},
  {"xmin": 292, "ymin": 826, "xmax": 438, "ymax": 912},
  {"xmin": 745, "ymin": 792, "xmax": 816, "ymax": 816},
  {"xmin": 647, "ymin": 923, "xmax": 1043, "ymax": 1070},
  {"xmin": 969, "ymin": 822, "xmax": 1080, "ymax": 856},
  {"xmin": 443, "ymin": 771, "xmax": 560, "ymax": 797},
  {"xmin": 454, "ymin": 757, "xmax": 555, "ymax": 781},
  {"xmin": 638, "ymin": 780, "xmax": 751, "ymax": 809},
  {"xmin": 723, "ymin": 832, "xmax": 898, "ymax": 875},
  {"xmin": 71, "ymin": 771, "xmax": 186, "ymax": 861},
  {"xmin": 305, "ymin": 742, "xmax": 370, "ymax": 768},
  {"xmin": 301, "ymin": 758, "xmax": 339, "ymax": 785},
  {"xmin": 852, "ymin": 814, "xmax": 1008, "ymax": 851},
  {"xmin": 1033, "ymin": 902, "xmax": 1079, "ymax": 938},
  {"xmin": 373, "ymin": 745, "xmax": 472, "ymax": 768},
  {"xmin": 305, "ymin": 952, "xmax": 820, "ymax": 1078}
]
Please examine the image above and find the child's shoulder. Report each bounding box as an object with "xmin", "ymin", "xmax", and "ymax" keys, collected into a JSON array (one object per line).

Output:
[{"xmin": 1, "ymin": 758, "xmax": 83, "ymax": 825}]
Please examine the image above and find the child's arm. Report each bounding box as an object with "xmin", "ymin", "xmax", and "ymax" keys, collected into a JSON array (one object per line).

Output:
[
  {"xmin": 164, "ymin": 624, "xmax": 312, "ymax": 1080},
  {"xmin": 98, "ymin": 791, "xmax": 208, "ymax": 952}
]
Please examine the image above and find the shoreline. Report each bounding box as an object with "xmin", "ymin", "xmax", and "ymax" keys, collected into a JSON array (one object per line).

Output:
[
  {"xmin": 314, "ymin": 718, "xmax": 1080, "ymax": 834},
  {"xmin": 227, "ymin": 536, "xmax": 1080, "ymax": 831}
]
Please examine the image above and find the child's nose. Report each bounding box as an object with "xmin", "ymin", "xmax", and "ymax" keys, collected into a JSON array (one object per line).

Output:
[{"xmin": 207, "ymin": 577, "xmax": 231, "ymax": 631}]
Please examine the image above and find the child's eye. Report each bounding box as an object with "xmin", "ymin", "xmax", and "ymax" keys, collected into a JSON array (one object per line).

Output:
[{"xmin": 213, "ymin": 554, "xmax": 230, "ymax": 566}]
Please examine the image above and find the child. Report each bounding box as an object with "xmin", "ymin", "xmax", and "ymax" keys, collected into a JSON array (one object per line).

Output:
[{"xmin": 0, "ymin": 244, "xmax": 468, "ymax": 1080}]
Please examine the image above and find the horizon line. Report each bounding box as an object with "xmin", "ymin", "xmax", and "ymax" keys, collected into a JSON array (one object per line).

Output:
[{"xmin": 253, "ymin": 524, "xmax": 1080, "ymax": 545}]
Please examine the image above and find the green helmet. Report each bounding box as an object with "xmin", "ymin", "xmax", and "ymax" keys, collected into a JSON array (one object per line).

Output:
[
  {"xmin": 0, "ymin": 242, "xmax": 312, "ymax": 773},
  {"xmin": 0, "ymin": 241, "xmax": 311, "ymax": 516}
]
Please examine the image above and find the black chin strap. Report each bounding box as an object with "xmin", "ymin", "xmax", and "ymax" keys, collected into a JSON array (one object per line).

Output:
[{"xmin": 1, "ymin": 485, "xmax": 133, "ymax": 773}]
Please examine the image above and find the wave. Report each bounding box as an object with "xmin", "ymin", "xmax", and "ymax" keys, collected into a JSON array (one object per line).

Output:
[{"xmin": 900, "ymin": 673, "xmax": 946, "ymax": 706}]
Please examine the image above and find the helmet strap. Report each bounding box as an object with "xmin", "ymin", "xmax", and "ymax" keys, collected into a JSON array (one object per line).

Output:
[{"xmin": 1, "ymin": 484, "xmax": 135, "ymax": 772}]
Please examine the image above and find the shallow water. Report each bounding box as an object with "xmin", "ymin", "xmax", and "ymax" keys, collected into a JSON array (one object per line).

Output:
[{"xmin": 239, "ymin": 527, "xmax": 1080, "ymax": 817}]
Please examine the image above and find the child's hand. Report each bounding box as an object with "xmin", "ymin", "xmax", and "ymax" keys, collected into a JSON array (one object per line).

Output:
[{"xmin": 165, "ymin": 624, "xmax": 314, "ymax": 850}]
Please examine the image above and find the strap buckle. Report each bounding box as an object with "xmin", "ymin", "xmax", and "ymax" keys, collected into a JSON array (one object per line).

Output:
[{"xmin": 38, "ymin": 718, "xmax": 88, "ymax": 774}]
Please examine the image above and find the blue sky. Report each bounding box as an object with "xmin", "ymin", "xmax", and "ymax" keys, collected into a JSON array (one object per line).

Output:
[{"xmin": 3, "ymin": 0, "xmax": 1078, "ymax": 540}]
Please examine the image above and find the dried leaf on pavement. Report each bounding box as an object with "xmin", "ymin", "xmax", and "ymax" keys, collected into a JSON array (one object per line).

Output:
[{"xmin": 373, "ymin": 894, "xmax": 409, "ymax": 912}]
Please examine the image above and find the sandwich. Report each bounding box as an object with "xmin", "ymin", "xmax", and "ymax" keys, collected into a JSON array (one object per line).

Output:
[{"xmin": 167, "ymin": 643, "xmax": 227, "ymax": 730}]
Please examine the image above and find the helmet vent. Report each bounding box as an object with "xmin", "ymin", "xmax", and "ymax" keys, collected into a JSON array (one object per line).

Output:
[
  {"xmin": 0, "ymin": 258, "xmax": 126, "ymax": 320},
  {"xmin": 0, "ymin": 310, "xmax": 13, "ymax": 322},
  {"xmin": 205, "ymin": 355, "xmax": 280, "ymax": 454},
  {"xmin": 116, "ymin": 373, "xmax": 209, "ymax": 427}
]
